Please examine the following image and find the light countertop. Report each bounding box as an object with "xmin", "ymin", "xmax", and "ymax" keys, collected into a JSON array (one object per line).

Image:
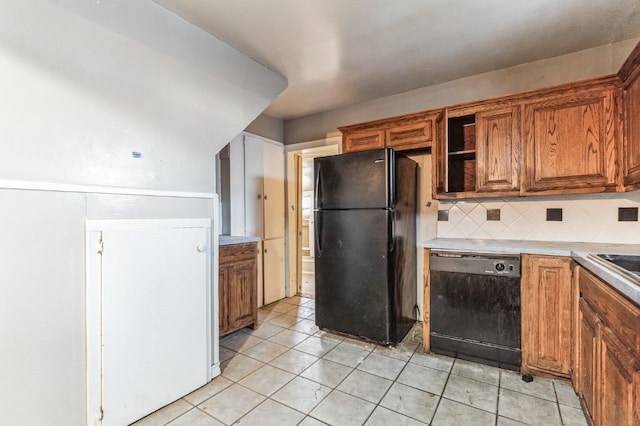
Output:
[
  {"xmin": 218, "ymin": 235, "xmax": 261, "ymax": 246},
  {"xmin": 422, "ymin": 238, "xmax": 640, "ymax": 305}
]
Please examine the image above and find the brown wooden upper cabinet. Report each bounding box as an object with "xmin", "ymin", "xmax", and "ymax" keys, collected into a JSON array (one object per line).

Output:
[
  {"xmin": 619, "ymin": 41, "xmax": 640, "ymax": 190},
  {"xmin": 521, "ymin": 78, "xmax": 619, "ymax": 195},
  {"xmin": 341, "ymin": 39, "xmax": 640, "ymax": 199},
  {"xmin": 339, "ymin": 110, "xmax": 441, "ymax": 154},
  {"xmin": 434, "ymin": 78, "xmax": 622, "ymax": 199},
  {"xmin": 434, "ymin": 103, "xmax": 521, "ymax": 198}
]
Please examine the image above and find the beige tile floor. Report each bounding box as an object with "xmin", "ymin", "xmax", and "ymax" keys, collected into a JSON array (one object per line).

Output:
[{"xmin": 133, "ymin": 296, "xmax": 588, "ymax": 426}]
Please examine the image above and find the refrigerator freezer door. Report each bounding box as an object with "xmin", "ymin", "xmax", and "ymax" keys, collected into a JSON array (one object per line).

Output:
[
  {"xmin": 314, "ymin": 149, "xmax": 392, "ymax": 210},
  {"xmin": 314, "ymin": 209, "xmax": 393, "ymax": 344}
]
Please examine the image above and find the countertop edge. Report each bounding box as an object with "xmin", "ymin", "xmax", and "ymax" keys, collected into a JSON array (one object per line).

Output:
[
  {"xmin": 571, "ymin": 252, "xmax": 640, "ymax": 306},
  {"xmin": 218, "ymin": 236, "xmax": 261, "ymax": 246}
]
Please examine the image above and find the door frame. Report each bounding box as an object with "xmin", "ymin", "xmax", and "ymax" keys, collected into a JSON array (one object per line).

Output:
[{"xmin": 285, "ymin": 137, "xmax": 341, "ymax": 296}]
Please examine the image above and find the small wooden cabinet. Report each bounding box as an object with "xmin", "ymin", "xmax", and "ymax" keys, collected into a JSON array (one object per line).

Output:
[
  {"xmin": 521, "ymin": 255, "xmax": 574, "ymax": 377},
  {"xmin": 435, "ymin": 103, "xmax": 521, "ymax": 198},
  {"xmin": 521, "ymin": 79, "xmax": 619, "ymax": 195},
  {"xmin": 577, "ymin": 267, "xmax": 640, "ymax": 426},
  {"xmin": 619, "ymin": 40, "xmax": 640, "ymax": 190},
  {"xmin": 219, "ymin": 242, "xmax": 258, "ymax": 337},
  {"xmin": 476, "ymin": 105, "xmax": 521, "ymax": 193},
  {"xmin": 339, "ymin": 110, "xmax": 441, "ymax": 154}
]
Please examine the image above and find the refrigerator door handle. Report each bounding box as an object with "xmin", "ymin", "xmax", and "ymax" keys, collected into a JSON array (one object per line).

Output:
[
  {"xmin": 389, "ymin": 210, "xmax": 395, "ymax": 253},
  {"xmin": 314, "ymin": 211, "xmax": 322, "ymax": 258},
  {"xmin": 388, "ymin": 149, "xmax": 396, "ymax": 207},
  {"xmin": 314, "ymin": 163, "xmax": 322, "ymax": 209}
]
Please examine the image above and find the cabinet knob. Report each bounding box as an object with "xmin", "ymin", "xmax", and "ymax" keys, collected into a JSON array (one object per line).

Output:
[
  {"xmin": 264, "ymin": 195, "xmax": 268, "ymax": 200},
  {"xmin": 196, "ymin": 243, "xmax": 207, "ymax": 253},
  {"xmin": 264, "ymin": 248, "xmax": 268, "ymax": 253}
]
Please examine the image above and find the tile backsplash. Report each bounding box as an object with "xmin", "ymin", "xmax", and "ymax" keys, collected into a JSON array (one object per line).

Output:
[{"xmin": 436, "ymin": 192, "xmax": 640, "ymax": 243}]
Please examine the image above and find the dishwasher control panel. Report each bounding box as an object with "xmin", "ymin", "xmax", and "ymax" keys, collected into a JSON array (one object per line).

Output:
[{"xmin": 430, "ymin": 250, "xmax": 521, "ymax": 277}]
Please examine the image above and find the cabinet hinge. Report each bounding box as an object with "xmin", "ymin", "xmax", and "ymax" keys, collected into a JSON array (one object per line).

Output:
[
  {"xmin": 97, "ymin": 406, "xmax": 104, "ymax": 421},
  {"xmin": 97, "ymin": 234, "xmax": 104, "ymax": 254}
]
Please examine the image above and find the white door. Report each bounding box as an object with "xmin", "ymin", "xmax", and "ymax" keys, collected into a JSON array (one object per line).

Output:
[
  {"xmin": 86, "ymin": 220, "xmax": 211, "ymax": 426},
  {"xmin": 263, "ymin": 237, "xmax": 286, "ymax": 304},
  {"xmin": 244, "ymin": 135, "xmax": 264, "ymax": 238},
  {"xmin": 263, "ymin": 141, "xmax": 285, "ymax": 240},
  {"xmin": 243, "ymin": 134, "xmax": 286, "ymax": 305}
]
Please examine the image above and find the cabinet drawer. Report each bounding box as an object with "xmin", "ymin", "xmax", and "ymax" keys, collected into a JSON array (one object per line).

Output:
[
  {"xmin": 386, "ymin": 119, "xmax": 434, "ymax": 151},
  {"xmin": 220, "ymin": 242, "xmax": 258, "ymax": 265},
  {"xmin": 342, "ymin": 129, "xmax": 384, "ymax": 153}
]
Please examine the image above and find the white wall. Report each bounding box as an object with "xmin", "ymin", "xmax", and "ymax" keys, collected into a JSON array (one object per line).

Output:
[
  {"xmin": 0, "ymin": 1, "xmax": 285, "ymax": 190},
  {"xmin": 284, "ymin": 38, "xmax": 639, "ymax": 144},
  {"xmin": 245, "ymin": 113, "xmax": 285, "ymax": 143},
  {"xmin": 0, "ymin": 1, "xmax": 286, "ymax": 425}
]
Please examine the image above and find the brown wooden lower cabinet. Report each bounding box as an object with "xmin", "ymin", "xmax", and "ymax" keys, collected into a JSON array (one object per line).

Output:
[
  {"xmin": 600, "ymin": 327, "xmax": 639, "ymax": 426},
  {"xmin": 578, "ymin": 267, "xmax": 640, "ymax": 426},
  {"xmin": 521, "ymin": 255, "xmax": 574, "ymax": 377},
  {"xmin": 219, "ymin": 242, "xmax": 258, "ymax": 337}
]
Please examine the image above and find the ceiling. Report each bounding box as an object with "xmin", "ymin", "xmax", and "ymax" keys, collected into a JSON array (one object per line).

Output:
[{"xmin": 155, "ymin": 0, "xmax": 640, "ymax": 120}]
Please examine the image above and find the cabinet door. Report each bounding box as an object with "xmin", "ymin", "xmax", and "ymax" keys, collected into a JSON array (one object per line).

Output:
[
  {"xmin": 386, "ymin": 117, "xmax": 435, "ymax": 151},
  {"xmin": 475, "ymin": 105, "xmax": 520, "ymax": 193},
  {"xmin": 244, "ymin": 135, "xmax": 265, "ymax": 238},
  {"xmin": 600, "ymin": 327, "xmax": 640, "ymax": 426},
  {"xmin": 263, "ymin": 141, "xmax": 285, "ymax": 240},
  {"xmin": 432, "ymin": 111, "xmax": 447, "ymax": 196},
  {"xmin": 263, "ymin": 237, "xmax": 286, "ymax": 305},
  {"xmin": 522, "ymin": 85, "xmax": 617, "ymax": 194},
  {"xmin": 219, "ymin": 267, "xmax": 229, "ymax": 335},
  {"xmin": 621, "ymin": 42, "xmax": 640, "ymax": 189},
  {"xmin": 228, "ymin": 259, "xmax": 257, "ymax": 330},
  {"xmin": 579, "ymin": 298, "xmax": 600, "ymax": 423},
  {"xmin": 521, "ymin": 255, "xmax": 573, "ymax": 376},
  {"xmin": 342, "ymin": 128, "xmax": 385, "ymax": 153}
]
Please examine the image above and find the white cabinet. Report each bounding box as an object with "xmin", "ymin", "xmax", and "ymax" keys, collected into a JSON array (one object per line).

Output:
[
  {"xmin": 263, "ymin": 237, "xmax": 286, "ymax": 304},
  {"xmin": 86, "ymin": 219, "xmax": 211, "ymax": 426},
  {"xmin": 244, "ymin": 135, "xmax": 285, "ymax": 239},
  {"xmin": 237, "ymin": 134, "xmax": 286, "ymax": 306}
]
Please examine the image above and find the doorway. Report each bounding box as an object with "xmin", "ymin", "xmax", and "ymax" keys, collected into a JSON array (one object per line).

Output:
[{"xmin": 286, "ymin": 141, "xmax": 340, "ymax": 298}]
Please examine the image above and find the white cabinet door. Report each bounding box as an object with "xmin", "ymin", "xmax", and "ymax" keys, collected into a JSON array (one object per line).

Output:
[
  {"xmin": 263, "ymin": 141, "xmax": 285, "ymax": 240},
  {"xmin": 87, "ymin": 220, "xmax": 211, "ymax": 426},
  {"xmin": 263, "ymin": 237, "xmax": 286, "ymax": 304},
  {"xmin": 243, "ymin": 135, "xmax": 264, "ymax": 238},
  {"xmin": 242, "ymin": 134, "xmax": 286, "ymax": 305}
]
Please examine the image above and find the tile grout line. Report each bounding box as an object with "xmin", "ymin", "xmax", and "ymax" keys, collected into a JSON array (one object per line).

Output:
[
  {"xmin": 552, "ymin": 380, "xmax": 565, "ymax": 426},
  {"xmin": 495, "ymin": 369, "xmax": 501, "ymax": 426},
  {"xmin": 353, "ymin": 338, "xmax": 423, "ymax": 425},
  {"xmin": 220, "ymin": 298, "xmax": 320, "ymax": 425}
]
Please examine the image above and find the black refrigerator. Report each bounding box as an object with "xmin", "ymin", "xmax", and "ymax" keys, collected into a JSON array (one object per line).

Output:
[{"xmin": 314, "ymin": 148, "xmax": 417, "ymax": 346}]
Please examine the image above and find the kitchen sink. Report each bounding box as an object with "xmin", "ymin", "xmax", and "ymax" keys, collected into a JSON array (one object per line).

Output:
[{"xmin": 594, "ymin": 254, "xmax": 640, "ymax": 283}]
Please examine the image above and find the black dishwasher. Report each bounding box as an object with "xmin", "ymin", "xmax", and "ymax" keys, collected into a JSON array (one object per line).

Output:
[{"xmin": 430, "ymin": 250, "xmax": 521, "ymax": 371}]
